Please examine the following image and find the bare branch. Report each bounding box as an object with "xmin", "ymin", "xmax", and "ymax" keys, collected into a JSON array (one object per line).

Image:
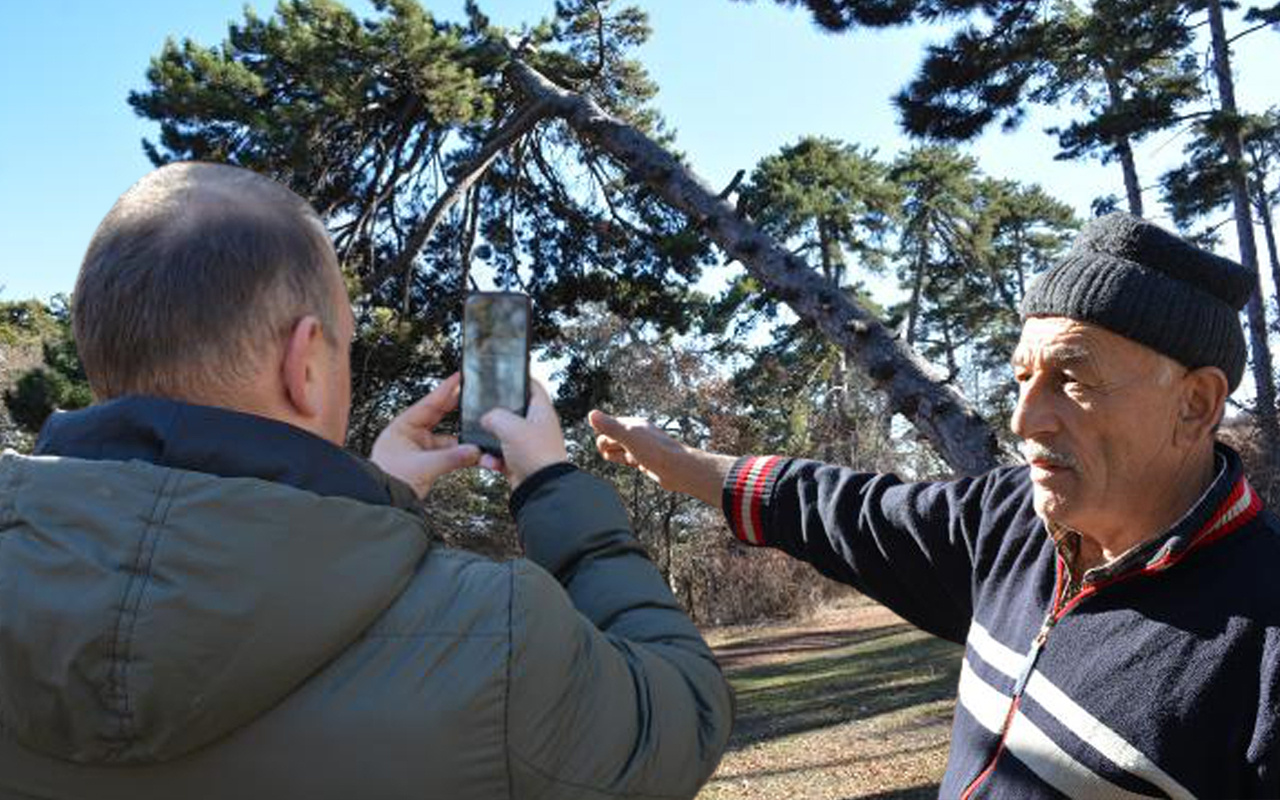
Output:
[
  {"xmin": 718, "ymin": 169, "xmax": 746, "ymax": 199},
  {"xmin": 1227, "ymin": 20, "xmax": 1272, "ymax": 44},
  {"xmin": 362, "ymin": 100, "xmax": 553, "ymax": 312}
]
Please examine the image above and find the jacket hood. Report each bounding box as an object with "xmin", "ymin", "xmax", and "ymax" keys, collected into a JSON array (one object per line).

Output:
[{"xmin": 0, "ymin": 398, "xmax": 431, "ymax": 764}]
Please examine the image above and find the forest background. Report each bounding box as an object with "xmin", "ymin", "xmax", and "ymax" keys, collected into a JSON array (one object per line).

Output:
[{"xmin": 4, "ymin": 0, "xmax": 1280, "ymax": 623}]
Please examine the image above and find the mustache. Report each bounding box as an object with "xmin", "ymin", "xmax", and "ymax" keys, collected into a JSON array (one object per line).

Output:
[{"xmin": 1020, "ymin": 442, "xmax": 1079, "ymax": 469}]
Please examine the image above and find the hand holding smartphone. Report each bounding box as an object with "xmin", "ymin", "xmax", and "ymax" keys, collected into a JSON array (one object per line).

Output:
[{"xmin": 460, "ymin": 292, "xmax": 532, "ymax": 456}]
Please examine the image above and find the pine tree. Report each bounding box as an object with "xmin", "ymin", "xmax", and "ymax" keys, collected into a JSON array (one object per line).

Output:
[
  {"xmin": 129, "ymin": 0, "xmax": 714, "ymax": 445},
  {"xmin": 889, "ymin": 147, "xmax": 1076, "ymax": 428},
  {"xmin": 740, "ymin": 0, "xmax": 1280, "ymax": 464},
  {"xmin": 893, "ymin": 0, "xmax": 1199, "ymax": 216},
  {"xmin": 727, "ymin": 137, "xmax": 902, "ymax": 466},
  {"xmin": 1199, "ymin": 0, "xmax": 1280, "ymax": 463},
  {"xmin": 1162, "ymin": 110, "xmax": 1280, "ymax": 325},
  {"xmin": 740, "ymin": 137, "xmax": 900, "ymax": 285}
]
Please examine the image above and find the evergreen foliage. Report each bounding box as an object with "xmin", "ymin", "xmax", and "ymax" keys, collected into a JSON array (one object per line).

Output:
[
  {"xmin": 128, "ymin": 0, "xmax": 716, "ymax": 446},
  {"xmin": 1, "ymin": 297, "xmax": 91, "ymax": 436},
  {"xmin": 713, "ymin": 139, "xmax": 1076, "ymax": 461}
]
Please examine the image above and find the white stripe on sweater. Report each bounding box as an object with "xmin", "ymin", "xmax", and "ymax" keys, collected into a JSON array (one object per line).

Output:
[
  {"xmin": 1201, "ymin": 482, "xmax": 1254, "ymax": 537},
  {"xmin": 959, "ymin": 660, "xmax": 1171, "ymax": 799},
  {"xmin": 967, "ymin": 621, "xmax": 1195, "ymax": 800}
]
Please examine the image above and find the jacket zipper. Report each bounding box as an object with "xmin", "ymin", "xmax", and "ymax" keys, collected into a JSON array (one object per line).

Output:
[{"xmin": 960, "ymin": 557, "xmax": 1069, "ymax": 800}]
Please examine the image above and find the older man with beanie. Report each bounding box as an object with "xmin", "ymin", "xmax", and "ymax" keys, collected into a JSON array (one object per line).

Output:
[
  {"xmin": 591, "ymin": 212, "xmax": 1280, "ymax": 797},
  {"xmin": 0, "ymin": 162, "xmax": 732, "ymax": 799}
]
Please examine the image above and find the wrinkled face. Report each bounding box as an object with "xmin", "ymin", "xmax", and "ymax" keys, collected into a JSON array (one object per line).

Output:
[{"xmin": 1010, "ymin": 317, "xmax": 1185, "ymax": 538}]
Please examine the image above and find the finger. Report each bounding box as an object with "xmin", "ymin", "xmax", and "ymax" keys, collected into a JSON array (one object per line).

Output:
[
  {"xmin": 478, "ymin": 453, "xmax": 505, "ymax": 473},
  {"xmin": 597, "ymin": 443, "xmax": 639, "ymax": 468},
  {"xmin": 425, "ymin": 443, "xmax": 481, "ymax": 472},
  {"xmin": 525, "ymin": 379, "xmax": 557, "ymax": 422},
  {"xmin": 598, "ymin": 447, "xmax": 628, "ymax": 466},
  {"xmin": 595, "ymin": 434, "xmax": 628, "ymax": 459},
  {"xmin": 594, "ymin": 432, "xmax": 619, "ymax": 454},
  {"xmin": 592, "ymin": 412, "xmax": 657, "ymax": 443},
  {"xmin": 397, "ymin": 373, "xmax": 462, "ymax": 430}
]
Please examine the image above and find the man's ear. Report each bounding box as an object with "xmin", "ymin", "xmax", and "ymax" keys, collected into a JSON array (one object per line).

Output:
[
  {"xmin": 281, "ymin": 315, "xmax": 326, "ymax": 420},
  {"xmin": 1176, "ymin": 366, "xmax": 1229, "ymax": 446}
]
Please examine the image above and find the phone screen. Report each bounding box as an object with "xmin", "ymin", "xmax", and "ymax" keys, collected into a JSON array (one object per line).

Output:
[{"xmin": 461, "ymin": 292, "xmax": 531, "ymax": 456}]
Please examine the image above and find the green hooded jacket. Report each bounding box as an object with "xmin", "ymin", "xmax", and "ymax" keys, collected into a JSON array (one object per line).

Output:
[{"xmin": 0, "ymin": 398, "xmax": 732, "ymax": 799}]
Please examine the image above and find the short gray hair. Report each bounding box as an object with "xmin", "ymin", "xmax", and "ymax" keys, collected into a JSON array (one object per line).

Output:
[{"xmin": 74, "ymin": 162, "xmax": 340, "ymax": 400}]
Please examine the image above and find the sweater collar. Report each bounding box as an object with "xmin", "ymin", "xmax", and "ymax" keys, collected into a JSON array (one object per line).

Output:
[
  {"xmin": 34, "ymin": 395, "xmax": 422, "ymax": 514},
  {"xmin": 1053, "ymin": 442, "xmax": 1261, "ymax": 592}
]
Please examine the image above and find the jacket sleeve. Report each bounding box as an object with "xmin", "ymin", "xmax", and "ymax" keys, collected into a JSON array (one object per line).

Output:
[
  {"xmin": 505, "ymin": 466, "xmax": 733, "ymax": 800},
  {"xmin": 723, "ymin": 456, "xmax": 1000, "ymax": 644}
]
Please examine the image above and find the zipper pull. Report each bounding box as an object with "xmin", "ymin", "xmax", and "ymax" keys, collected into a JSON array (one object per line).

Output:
[{"xmin": 1013, "ymin": 616, "xmax": 1056, "ymax": 697}]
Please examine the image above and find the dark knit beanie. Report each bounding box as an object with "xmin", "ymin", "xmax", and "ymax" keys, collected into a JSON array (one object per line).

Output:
[{"xmin": 1021, "ymin": 212, "xmax": 1253, "ymax": 392}]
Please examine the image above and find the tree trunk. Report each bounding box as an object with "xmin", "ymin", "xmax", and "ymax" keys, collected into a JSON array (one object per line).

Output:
[
  {"xmin": 1253, "ymin": 177, "xmax": 1280, "ymax": 330},
  {"xmin": 1104, "ymin": 67, "xmax": 1145, "ymax": 217},
  {"xmin": 817, "ymin": 218, "xmax": 836, "ymax": 283},
  {"xmin": 905, "ymin": 241, "xmax": 927, "ymax": 346},
  {"xmin": 507, "ymin": 57, "xmax": 1003, "ymax": 475},
  {"xmin": 1206, "ymin": 0, "xmax": 1280, "ymax": 464},
  {"xmin": 661, "ymin": 493, "xmax": 676, "ymax": 586},
  {"xmin": 1116, "ymin": 141, "xmax": 1144, "ymax": 218}
]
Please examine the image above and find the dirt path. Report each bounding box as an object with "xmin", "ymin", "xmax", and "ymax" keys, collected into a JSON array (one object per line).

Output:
[{"xmin": 698, "ymin": 596, "xmax": 963, "ymax": 800}]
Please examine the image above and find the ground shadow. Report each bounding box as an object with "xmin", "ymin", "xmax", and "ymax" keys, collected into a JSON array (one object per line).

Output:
[
  {"xmin": 715, "ymin": 622, "xmax": 963, "ymax": 749},
  {"xmin": 714, "ymin": 623, "xmax": 914, "ymax": 668}
]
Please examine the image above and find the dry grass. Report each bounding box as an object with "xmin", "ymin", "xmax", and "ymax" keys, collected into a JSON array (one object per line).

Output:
[{"xmin": 698, "ymin": 595, "xmax": 963, "ymax": 800}]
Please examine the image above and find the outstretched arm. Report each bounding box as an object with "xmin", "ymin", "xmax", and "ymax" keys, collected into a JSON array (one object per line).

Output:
[
  {"xmin": 588, "ymin": 410, "xmax": 735, "ymax": 507},
  {"xmin": 589, "ymin": 407, "xmax": 990, "ymax": 644}
]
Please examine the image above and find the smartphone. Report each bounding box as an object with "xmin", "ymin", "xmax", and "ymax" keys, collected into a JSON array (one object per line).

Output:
[{"xmin": 460, "ymin": 292, "xmax": 532, "ymax": 456}]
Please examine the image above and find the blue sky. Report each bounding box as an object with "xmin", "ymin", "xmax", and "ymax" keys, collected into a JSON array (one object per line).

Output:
[{"xmin": 2, "ymin": 0, "xmax": 1277, "ymax": 302}]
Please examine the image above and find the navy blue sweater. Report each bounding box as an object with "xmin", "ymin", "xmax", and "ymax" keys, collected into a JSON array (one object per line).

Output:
[{"xmin": 722, "ymin": 445, "xmax": 1280, "ymax": 797}]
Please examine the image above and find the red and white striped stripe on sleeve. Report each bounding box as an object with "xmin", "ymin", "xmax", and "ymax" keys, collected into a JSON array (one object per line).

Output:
[{"xmin": 722, "ymin": 455, "xmax": 787, "ymax": 546}]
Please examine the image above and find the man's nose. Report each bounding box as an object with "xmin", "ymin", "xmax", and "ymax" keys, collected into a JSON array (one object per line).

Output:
[{"xmin": 1010, "ymin": 376, "xmax": 1057, "ymax": 440}]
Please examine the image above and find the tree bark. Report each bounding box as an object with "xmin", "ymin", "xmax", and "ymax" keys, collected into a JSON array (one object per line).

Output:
[
  {"xmin": 1103, "ymin": 67, "xmax": 1145, "ymax": 217},
  {"xmin": 1117, "ymin": 141, "xmax": 1144, "ymax": 217},
  {"xmin": 506, "ymin": 57, "xmax": 1003, "ymax": 475},
  {"xmin": 905, "ymin": 240, "xmax": 927, "ymax": 346},
  {"xmin": 1252, "ymin": 174, "xmax": 1280, "ymax": 330},
  {"xmin": 1206, "ymin": 0, "xmax": 1280, "ymax": 465}
]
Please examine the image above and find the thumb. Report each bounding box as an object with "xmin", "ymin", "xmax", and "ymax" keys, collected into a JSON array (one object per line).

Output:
[
  {"xmin": 399, "ymin": 444, "xmax": 481, "ymax": 499},
  {"xmin": 481, "ymin": 407, "xmax": 523, "ymax": 440},
  {"xmin": 412, "ymin": 444, "xmax": 481, "ymax": 480},
  {"xmin": 588, "ymin": 409, "xmax": 622, "ymax": 437}
]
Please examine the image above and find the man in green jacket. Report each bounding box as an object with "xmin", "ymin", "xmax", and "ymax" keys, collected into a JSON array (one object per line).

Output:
[{"xmin": 0, "ymin": 162, "xmax": 732, "ymax": 799}]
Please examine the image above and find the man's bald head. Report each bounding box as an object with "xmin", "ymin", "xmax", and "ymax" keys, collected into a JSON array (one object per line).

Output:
[{"xmin": 74, "ymin": 162, "xmax": 342, "ymax": 402}]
